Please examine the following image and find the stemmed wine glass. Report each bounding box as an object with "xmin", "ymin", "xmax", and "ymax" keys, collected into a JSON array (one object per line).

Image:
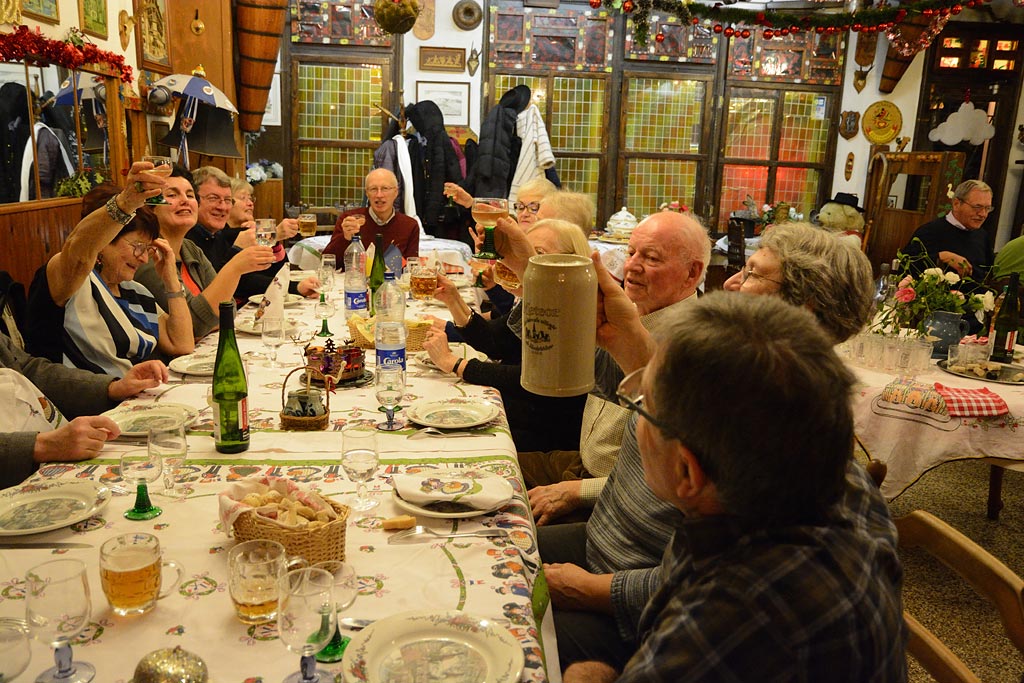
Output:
[
  {"xmin": 262, "ymin": 316, "xmax": 288, "ymax": 368},
  {"xmin": 140, "ymin": 155, "xmax": 172, "ymax": 205},
  {"xmin": 277, "ymin": 567, "xmax": 335, "ymax": 683},
  {"xmin": 469, "ymin": 197, "xmax": 508, "ymax": 287},
  {"xmin": 318, "ymin": 254, "xmax": 337, "ymax": 294},
  {"xmin": 341, "ymin": 425, "xmax": 379, "ymax": 512},
  {"xmin": 313, "ymin": 561, "xmax": 358, "ymax": 663},
  {"xmin": 25, "ymin": 559, "xmax": 95, "ymax": 683},
  {"xmin": 375, "ymin": 366, "xmax": 406, "ymax": 431},
  {"xmin": 149, "ymin": 416, "xmax": 188, "ymax": 500},
  {"xmin": 0, "ymin": 618, "xmax": 31, "ymax": 682},
  {"xmin": 314, "ymin": 295, "xmax": 335, "ymax": 338},
  {"xmin": 120, "ymin": 449, "xmax": 163, "ymax": 520}
]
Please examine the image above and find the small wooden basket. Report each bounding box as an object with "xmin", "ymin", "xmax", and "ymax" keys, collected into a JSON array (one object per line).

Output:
[
  {"xmin": 347, "ymin": 317, "xmax": 431, "ymax": 352},
  {"xmin": 280, "ymin": 366, "xmax": 330, "ymax": 431},
  {"xmin": 232, "ymin": 497, "xmax": 350, "ymax": 564}
]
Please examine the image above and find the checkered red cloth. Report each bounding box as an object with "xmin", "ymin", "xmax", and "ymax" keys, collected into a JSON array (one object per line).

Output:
[{"xmin": 933, "ymin": 383, "xmax": 1010, "ymax": 417}]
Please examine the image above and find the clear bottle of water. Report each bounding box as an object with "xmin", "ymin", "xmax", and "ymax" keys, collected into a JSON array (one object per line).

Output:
[
  {"xmin": 343, "ymin": 235, "xmax": 368, "ymax": 320},
  {"xmin": 374, "ymin": 270, "xmax": 406, "ymax": 369}
]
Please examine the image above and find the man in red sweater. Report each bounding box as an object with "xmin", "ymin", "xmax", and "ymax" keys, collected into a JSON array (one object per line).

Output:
[{"xmin": 322, "ymin": 168, "xmax": 419, "ymax": 264}]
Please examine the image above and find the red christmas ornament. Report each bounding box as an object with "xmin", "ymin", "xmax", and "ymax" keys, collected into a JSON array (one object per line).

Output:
[
  {"xmin": 589, "ymin": 0, "xmax": 601, "ymax": 7},
  {"xmin": 622, "ymin": 0, "xmax": 634, "ymax": 12},
  {"xmin": 780, "ymin": 27, "xmax": 790, "ymax": 35},
  {"xmin": 724, "ymin": 26, "xmax": 735, "ymax": 37},
  {"xmin": 740, "ymin": 28, "xmax": 750, "ymax": 38},
  {"xmin": 764, "ymin": 29, "xmax": 774, "ymax": 39},
  {"xmin": 815, "ymin": 26, "xmax": 825, "ymax": 34},
  {"xmin": 756, "ymin": 12, "xmax": 766, "ymax": 23},
  {"xmin": 655, "ymin": 32, "xmax": 665, "ymax": 43},
  {"xmin": 691, "ymin": 17, "xmax": 699, "ymax": 25},
  {"xmin": 713, "ymin": 24, "xmax": 723, "ymax": 33},
  {"xmin": 852, "ymin": 23, "xmax": 862, "ymax": 32}
]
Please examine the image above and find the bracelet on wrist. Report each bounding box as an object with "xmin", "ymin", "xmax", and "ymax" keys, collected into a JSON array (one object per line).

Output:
[
  {"xmin": 166, "ymin": 289, "xmax": 186, "ymax": 299},
  {"xmin": 105, "ymin": 194, "xmax": 135, "ymax": 226},
  {"xmin": 451, "ymin": 358, "xmax": 464, "ymax": 375}
]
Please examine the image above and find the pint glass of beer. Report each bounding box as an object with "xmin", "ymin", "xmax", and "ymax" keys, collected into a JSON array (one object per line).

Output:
[{"xmin": 99, "ymin": 533, "xmax": 184, "ymax": 615}]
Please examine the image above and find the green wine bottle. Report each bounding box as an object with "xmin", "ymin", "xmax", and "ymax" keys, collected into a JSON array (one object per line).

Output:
[
  {"xmin": 990, "ymin": 272, "xmax": 1020, "ymax": 364},
  {"xmin": 368, "ymin": 232, "xmax": 386, "ymax": 316},
  {"xmin": 212, "ymin": 301, "xmax": 249, "ymax": 453}
]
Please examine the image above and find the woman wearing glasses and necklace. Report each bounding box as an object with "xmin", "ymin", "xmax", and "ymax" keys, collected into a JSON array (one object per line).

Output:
[{"xmin": 25, "ymin": 169, "xmax": 194, "ymax": 377}]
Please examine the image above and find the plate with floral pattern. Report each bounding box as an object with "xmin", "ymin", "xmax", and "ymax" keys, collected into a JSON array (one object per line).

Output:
[
  {"xmin": 0, "ymin": 481, "xmax": 111, "ymax": 536},
  {"xmin": 405, "ymin": 398, "xmax": 499, "ymax": 429},
  {"xmin": 101, "ymin": 403, "xmax": 199, "ymax": 437},
  {"xmin": 343, "ymin": 610, "xmax": 524, "ymax": 683}
]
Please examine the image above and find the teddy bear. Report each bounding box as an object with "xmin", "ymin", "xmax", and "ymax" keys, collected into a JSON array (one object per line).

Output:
[{"xmin": 816, "ymin": 192, "xmax": 865, "ymax": 249}]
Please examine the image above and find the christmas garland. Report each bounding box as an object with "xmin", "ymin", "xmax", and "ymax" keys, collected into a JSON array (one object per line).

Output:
[
  {"xmin": 0, "ymin": 25, "xmax": 133, "ymax": 83},
  {"xmin": 591, "ymin": 0, "xmax": 990, "ymax": 47}
]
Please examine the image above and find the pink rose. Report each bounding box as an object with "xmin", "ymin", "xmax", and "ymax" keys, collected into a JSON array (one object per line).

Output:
[{"xmin": 894, "ymin": 287, "xmax": 916, "ymax": 303}]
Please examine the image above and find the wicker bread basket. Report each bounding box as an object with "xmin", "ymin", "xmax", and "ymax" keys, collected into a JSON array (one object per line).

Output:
[
  {"xmin": 232, "ymin": 497, "xmax": 350, "ymax": 564},
  {"xmin": 280, "ymin": 366, "xmax": 330, "ymax": 431},
  {"xmin": 347, "ymin": 316, "xmax": 431, "ymax": 352}
]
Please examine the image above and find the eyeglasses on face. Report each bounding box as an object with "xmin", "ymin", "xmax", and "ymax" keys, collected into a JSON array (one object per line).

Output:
[
  {"xmin": 365, "ymin": 185, "xmax": 398, "ymax": 195},
  {"xmin": 740, "ymin": 267, "xmax": 782, "ymax": 286},
  {"xmin": 616, "ymin": 365, "xmax": 675, "ymax": 436},
  {"xmin": 124, "ymin": 240, "xmax": 155, "ymax": 259},
  {"xmin": 960, "ymin": 200, "xmax": 994, "ymax": 213},
  {"xmin": 514, "ymin": 201, "xmax": 541, "ymax": 214},
  {"xmin": 200, "ymin": 194, "xmax": 235, "ymax": 207}
]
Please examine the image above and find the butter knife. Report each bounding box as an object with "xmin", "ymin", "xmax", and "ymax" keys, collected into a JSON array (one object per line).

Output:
[{"xmin": 0, "ymin": 542, "xmax": 92, "ymax": 549}]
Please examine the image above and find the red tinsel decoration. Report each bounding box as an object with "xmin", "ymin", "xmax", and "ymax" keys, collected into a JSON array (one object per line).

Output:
[{"xmin": 0, "ymin": 25, "xmax": 132, "ymax": 83}]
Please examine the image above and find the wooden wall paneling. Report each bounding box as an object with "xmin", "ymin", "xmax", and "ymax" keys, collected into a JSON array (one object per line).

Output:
[{"xmin": 0, "ymin": 199, "xmax": 84, "ymax": 287}]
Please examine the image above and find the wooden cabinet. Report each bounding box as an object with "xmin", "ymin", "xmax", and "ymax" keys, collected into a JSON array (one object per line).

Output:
[
  {"xmin": 0, "ymin": 198, "xmax": 83, "ymax": 288},
  {"xmin": 253, "ymin": 178, "xmax": 284, "ymax": 223}
]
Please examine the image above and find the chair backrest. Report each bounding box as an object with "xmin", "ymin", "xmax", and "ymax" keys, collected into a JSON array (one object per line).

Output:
[
  {"xmin": 0, "ymin": 271, "xmax": 26, "ymax": 349},
  {"xmin": 895, "ymin": 510, "xmax": 1024, "ymax": 682}
]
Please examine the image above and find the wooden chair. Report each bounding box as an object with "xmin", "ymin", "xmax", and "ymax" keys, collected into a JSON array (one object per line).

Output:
[{"xmin": 895, "ymin": 510, "xmax": 1024, "ymax": 682}]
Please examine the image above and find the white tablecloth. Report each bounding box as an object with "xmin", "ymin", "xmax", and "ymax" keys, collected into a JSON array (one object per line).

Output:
[
  {"xmin": 850, "ymin": 349, "xmax": 1024, "ymax": 500},
  {"xmin": 0, "ymin": 295, "xmax": 558, "ymax": 682},
  {"xmin": 288, "ymin": 235, "xmax": 473, "ymax": 273}
]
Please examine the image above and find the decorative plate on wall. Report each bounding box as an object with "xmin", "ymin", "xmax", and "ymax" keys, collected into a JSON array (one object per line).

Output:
[{"xmin": 862, "ymin": 100, "xmax": 903, "ymax": 145}]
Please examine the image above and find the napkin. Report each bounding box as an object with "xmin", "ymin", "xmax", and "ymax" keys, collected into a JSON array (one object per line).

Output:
[
  {"xmin": 255, "ymin": 264, "xmax": 288, "ymax": 322},
  {"xmin": 392, "ymin": 473, "xmax": 514, "ymax": 511},
  {"xmin": 933, "ymin": 382, "xmax": 1009, "ymax": 417}
]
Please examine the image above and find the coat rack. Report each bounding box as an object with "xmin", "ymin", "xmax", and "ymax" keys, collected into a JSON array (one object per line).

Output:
[{"xmin": 373, "ymin": 102, "xmax": 407, "ymax": 134}]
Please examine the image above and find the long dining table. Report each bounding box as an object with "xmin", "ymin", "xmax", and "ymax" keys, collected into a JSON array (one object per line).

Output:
[{"xmin": 0, "ymin": 276, "xmax": 558, "ymax": 683}]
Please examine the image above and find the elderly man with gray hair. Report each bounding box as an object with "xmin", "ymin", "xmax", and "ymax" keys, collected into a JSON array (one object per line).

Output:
[{"xmin": 901, "ymin": 178, "xmax": 994, "ymax": 279}]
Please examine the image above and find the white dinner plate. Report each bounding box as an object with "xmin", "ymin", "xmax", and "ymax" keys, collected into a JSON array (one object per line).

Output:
[
  {"xmin": 342, "ymin": 610, "xmax": 524, "ymax": 683},
  {"xmin": 101, "ymin": 403, "xmax": 199, "ymax": 437},
  {"xmin": 447, "ymin": 275, "xmax": 472, "ymax": 289},
  {"xmin": 247, "ymin": 293, "xmax": 304, "ymax": 307},
  {"xmin": 405, "ymin": 398, "xmax": 499, "ymax": 429},
  {"xmin": 391, "ymin": 489, "xmax": 509, "ymax": 519},
  {"xmin": 234, "ymin": 317, "xmax": 302, "ymax": 336},
  {"xmin": 413, "ymin": 345, "xmax": 477, "ymax": 371},
  {"xmin": 0, "ymin": 481, "xmax": 111, "ymax": 536},
  {"xmin": 168, "ymin": 354, "xmax": 216, "ymax": 376}
]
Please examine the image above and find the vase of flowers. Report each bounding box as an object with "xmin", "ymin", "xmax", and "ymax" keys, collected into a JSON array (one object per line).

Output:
[{"xmin": 872, "ymin": 241, "xmax": 994, "ymax": 349}]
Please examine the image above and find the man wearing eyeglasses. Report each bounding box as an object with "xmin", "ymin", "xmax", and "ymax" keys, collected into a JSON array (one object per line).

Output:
[
  {"xmin": 561, "ymin": 287, "xmax": 905, "ymax": 683},
  {"xmin": 322, "ymin": 168, "xmax": 420, "ymax": 263},
  {"xmin": 902, "ymin": 179, "xmax": 994, "ymax": 279}
]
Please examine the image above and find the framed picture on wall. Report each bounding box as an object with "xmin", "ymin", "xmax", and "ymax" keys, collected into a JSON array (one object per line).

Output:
[
  {"xmin": 133, "ymin": 0, "xmax": 172, "ymax": 75},
  {"xmin": 415, "ymin": 81, "xmax": 471, "ymax": 127},
  {"xmin": 79, "ymin": 0, "xmax": 108, "ymax": 40},
  {"xmin": 21, "ymin": 0, "xmax": 60, "ymax": 24},
  {"xmin": 419, "ymin": 47, "xmax": 466, "ymax": 73}
]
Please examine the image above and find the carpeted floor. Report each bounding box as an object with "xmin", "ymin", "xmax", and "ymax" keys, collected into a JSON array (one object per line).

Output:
[{"xmin": 888, "ymin": 459, "xmax": 1024, "ymax": 682}]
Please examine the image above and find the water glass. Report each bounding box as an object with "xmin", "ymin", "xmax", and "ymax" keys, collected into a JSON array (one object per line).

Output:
[
  {"xmin": 0, "ymin": 619, "xmax": 31, "ymax": 682},
  {"xmin": 149, "ymin": 417, "xmax": 187, "ymax": 499},
  {"xmin": 255, "ymin": 219, "xmax": 277, "ymax": 247},
  {"xmin": 262, "ymin": 316, "xmax": 287, "ymax": 367},
  {"xmin": 313, "ymin": 561, "xmax": 358, "ymax": 663},
  {"xmin": 120, "ymin": 449, "xmax": 163, "ymax": 520},
  {"xmin": 140, "ymin": 155, "xmax": 172, "ymax": 205},
  {"xmin": 25, "ymin": 559, "xmax": 95, "ymax": 683},
  {"xmin": 278, "ymin": 567, "xmax": 335, "ymax": 683},
  {"xmin": 375, "ymin": 366, "xmax": 406, "ymax": 431},
  {"xmin": 341, "ymin": 425, "xmax": 379, "ymax": 511}
]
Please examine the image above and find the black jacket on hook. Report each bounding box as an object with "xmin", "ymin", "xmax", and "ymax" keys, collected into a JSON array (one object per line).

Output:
[
  {"xmin": 404, "ymin": 100, "xmax": 464, "ymax": 237},
  {"xmin": 462, "ymin": 85, "xmax": 531, "ymax": 200}
]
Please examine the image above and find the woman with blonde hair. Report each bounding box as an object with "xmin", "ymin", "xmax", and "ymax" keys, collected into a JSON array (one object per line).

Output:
[{"xmin": 422, "ymin": 218, "xmax": 590, "ymax": 451}]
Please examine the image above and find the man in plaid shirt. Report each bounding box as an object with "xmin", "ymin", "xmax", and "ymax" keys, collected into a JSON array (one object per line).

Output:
[{"xmin": 562, "ymin": 286, "xmax": 907, "ymax": 682}]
